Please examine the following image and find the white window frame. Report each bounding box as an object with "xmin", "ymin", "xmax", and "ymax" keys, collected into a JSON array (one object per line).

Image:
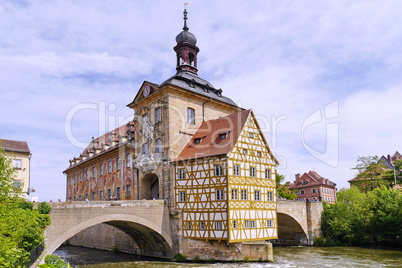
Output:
[
  {"xmin": 267, "ymin": 220, "xmax": 273, "ymax": 227},
  {"xmin": 268, "ymin": 191, "xmax": 273, "ymax": 202},
  {"xmin": 265, "ymin": 169, "xmax": 271, "ymax": 179},
  {"xmin": 251, "ymin": 220, "xmax": 256, "ymax": 228},
  {"xmin": 216, "ymin": 189, "xmax": 224, "ymax": 201},
  {"xmin": 215, "ymin": 165, "xmax": 222, "ymax": 176},
  {"xmin": 13, "ymin": 159, "xmax": 22, "ymax": 169},
  {"xmin": 187, "ymin": 107, "xmax": 195, "ymax": 124},
  {"xmin": 200, "ymin": 221, "xmax": 205, "ymax": 230},
  {"xmin": 179, "ymin": 192, "xmax": 186, "ymax": 202},
  {"xmin": 241, "ymin": 189, "xmax": 247, "ymax": 200},
  {"xmin": 231, "ymin": 189, "xmax": 238, "ymax": 200},
  {"xmin": 245, "ymin": 220, "xmax": 249, "ymax": 228},
  {"xmin": 178, "ymin": 169, "xmax": 185, "ymax": 180},
  {"xmin": 255, "ymin": 190, "xmax": 260, "ymax": 201},
  {"xmin": 155, "ymin": 107, "xmax": 162, "ymax": 123},
  {"xmin": 234, "ymin": 165, "xmax": 240, "ymax": 176},
  {"xmin": 216, "ymin": 221, "xmax": 222, "ymax": 230},
  {"xmin": 250, "ymin": 166, "xmax": 255, "ymax": 177}
]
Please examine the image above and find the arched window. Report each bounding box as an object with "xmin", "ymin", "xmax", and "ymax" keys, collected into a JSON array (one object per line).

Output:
[{"xmin": 187, "ymin": 107, "xmax": 195, "ymax": 124}]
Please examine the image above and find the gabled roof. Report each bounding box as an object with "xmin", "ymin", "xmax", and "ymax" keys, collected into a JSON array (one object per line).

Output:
[
  {"xmin": 0, "ymin": 139, "xmax": 30, "ymax": 154},
  {"xmin": 290, "ymin": 171, "xmax": 336, "ymax": 189},
  {"xmin": 379, "ymin": 155, "xmax": 394, "ymax": 169},
  {"xmin": 173, "ymin": 110, "xmax": 251, "ymax": 162}
]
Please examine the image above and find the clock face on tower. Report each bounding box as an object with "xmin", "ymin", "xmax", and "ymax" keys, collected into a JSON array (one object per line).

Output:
[{"xmin": 143, "ymin": 85, "xmax": 151, "ymax": 97}]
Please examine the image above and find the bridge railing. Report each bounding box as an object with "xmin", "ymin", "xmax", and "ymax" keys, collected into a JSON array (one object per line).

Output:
[{"xmin": 47, "ymin": 199, "xmax": 168, "ymax": 209}]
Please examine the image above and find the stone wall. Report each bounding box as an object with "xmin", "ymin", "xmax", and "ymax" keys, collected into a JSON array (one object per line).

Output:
[
  {"xmin": 67, "ymin": 223, "xmax": 139, "ymax": 254},
  {"xmin": 180, "ymin": 238, "xmax": 273, "ymax": 262}
]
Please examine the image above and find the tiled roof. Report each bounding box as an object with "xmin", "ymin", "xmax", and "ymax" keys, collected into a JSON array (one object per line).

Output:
[
  {"xmin": 173, "ymin": 110, "xmax": 251, "ymax": 161},
  {"xmin": 290, "ymin": 170, "xmax": 336, "ymax": 189},
  {"xmin": 0, "ymin": 139, "xmax": 30, "ymax": 154}
]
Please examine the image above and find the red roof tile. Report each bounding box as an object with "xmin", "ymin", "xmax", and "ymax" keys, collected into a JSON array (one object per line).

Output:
[
  {"xmin": 0, "ymin": 139, "xmax": 30, "ymax": 154},
  {"xmin": 174, "ymin": 110, "xmax": 251, "ymax": 161}
]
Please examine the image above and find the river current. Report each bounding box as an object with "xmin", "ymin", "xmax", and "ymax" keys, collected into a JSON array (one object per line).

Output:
[{"xmin": 54, "ymin": 245, "xmax": 402, "ymax": 268}]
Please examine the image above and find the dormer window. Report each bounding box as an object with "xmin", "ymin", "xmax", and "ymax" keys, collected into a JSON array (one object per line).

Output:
[
  {"xmin": 220, "ymin": 133, "xmax": 227, "ymax": 140},
  {"xmin": 194, "ymin": 138, "xmax": 201, "ymax": 144}
]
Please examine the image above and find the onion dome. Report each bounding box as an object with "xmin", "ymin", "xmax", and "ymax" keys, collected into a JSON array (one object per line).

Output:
[{"xmin": 175, "ymin": 8, "xmax": 197, "ymax": 45}]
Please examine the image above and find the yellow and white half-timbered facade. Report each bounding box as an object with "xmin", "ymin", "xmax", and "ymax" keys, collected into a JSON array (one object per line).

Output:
[{"xmin": 174, "ymin": 110, "xmax": 278, "ymax": 243}]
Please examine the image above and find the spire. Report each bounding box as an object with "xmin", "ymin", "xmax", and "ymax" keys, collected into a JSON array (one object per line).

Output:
[
  {"xmin": 183, "ymin": 8, "xmax": 189, "ymax": 31},
  {"xmin": 174, "ymin": 7, "xmax": 200, "ymax": 74}
]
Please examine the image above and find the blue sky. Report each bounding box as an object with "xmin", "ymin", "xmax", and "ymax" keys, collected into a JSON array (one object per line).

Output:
[{"xmin": 1, "ymin": 0, "xmax": 402, "ymax": 201}]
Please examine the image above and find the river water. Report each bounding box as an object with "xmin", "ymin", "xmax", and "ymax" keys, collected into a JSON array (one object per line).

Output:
[{"xmin": 54, "ymin": 245, "xmax": 402, "ymax": 268}]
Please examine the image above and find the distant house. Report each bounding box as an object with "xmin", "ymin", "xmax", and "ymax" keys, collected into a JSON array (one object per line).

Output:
[
  {"xmin": 348, "ymin": 151, "xmax": 401, "ymax": 189},
  {"xmin": 288, "ymin": 171, "xmax": 337, "ymax": 203},
  {"xmin": 0, "ymin": 138, "xmax": 31, "ymax": 198}
]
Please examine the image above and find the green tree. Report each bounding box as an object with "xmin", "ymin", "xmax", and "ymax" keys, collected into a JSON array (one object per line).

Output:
[
  {"xmin": 276, "ymin": 174, "xmax": 297, "ymax": 200},
  {"xmin": 382, "ymin": 159, "xmax": 402, "ymax": 186},
  {"xmin": 351, "ymin": 155, "xmax": 390, "ymax": 192},
  {"xmin": 321, "ymin": 187, "xmax": 402, "ymax": 246},
  {"xmin": 0, "ymin": 146, "xmax": 51, "ymax": 267}
]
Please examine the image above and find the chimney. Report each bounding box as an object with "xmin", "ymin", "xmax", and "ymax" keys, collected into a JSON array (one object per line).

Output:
[
  {"xmin": 295, "ymin": 173, "xmax": 300, "ymax": 180},
  {"xmin": 387, "ymin": 154, "xmax": 391, "ymax": 161}
]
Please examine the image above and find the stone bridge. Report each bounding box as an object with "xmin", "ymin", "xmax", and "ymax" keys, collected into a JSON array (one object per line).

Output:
[
  {"xmin": 40, "ymin": 200, "xmax": 174, "ymax": 263},
  {"xmin": 39, "ymin": 199, "xmax": 323, "ymax": 263},
  {"xmin": 275, "ymin": 200, "xmax": 323, "ymax": 245}
]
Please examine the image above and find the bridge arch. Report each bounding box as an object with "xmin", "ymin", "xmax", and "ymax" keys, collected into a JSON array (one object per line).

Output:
[
  {"xmin": 46, "ymin": 213, "xmax": 173, "ymax": 259},
  {"xmin": 277, "ymin": 212, "xmax": 308, "ymax": 245}
]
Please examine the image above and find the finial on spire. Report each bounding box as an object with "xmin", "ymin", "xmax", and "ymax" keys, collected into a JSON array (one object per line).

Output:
[{"xmin": 183, "ymin": 4, "xmax": 189, "ymax": 31}]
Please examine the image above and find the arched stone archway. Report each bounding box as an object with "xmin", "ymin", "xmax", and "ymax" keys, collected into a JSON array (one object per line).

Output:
[
  {"xmin": 277, "ymin": 212, "xmax": 309, "ymax": 245},
  {"xmin": 140, "ymin": 173, "xmax": 159, "ymax": 200},
  {"xmin": 42, "ymin": 213, "xmax": 173, "ymax": 263}
]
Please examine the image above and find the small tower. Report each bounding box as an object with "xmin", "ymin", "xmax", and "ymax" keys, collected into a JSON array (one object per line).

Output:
[{"xmin": 174, "ymin": 8, "xmax": 200, "ymax": 74}]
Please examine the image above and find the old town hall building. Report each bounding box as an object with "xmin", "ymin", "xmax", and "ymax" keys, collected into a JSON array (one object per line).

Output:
[{"xmin": 64, "ymin": 8, "xmax": 278, "ymax": 260}]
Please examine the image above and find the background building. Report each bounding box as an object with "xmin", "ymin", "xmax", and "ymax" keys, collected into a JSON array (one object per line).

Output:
[
  {"xmin": 0, "ymin": 138, "xmax": 31, "ymax": 198},
  {"xmin": 289, "ymin": 171, "xmax": 337, "ymax": 203}
]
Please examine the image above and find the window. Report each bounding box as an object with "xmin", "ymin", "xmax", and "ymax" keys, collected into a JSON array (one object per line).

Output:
[
  {"xmin": 267, "ymin": 220, "xmax": 273, "ymax": 227},
  {"xmin": 13, "ymin": 159, "xmax": 22, "ymax": 169},
  {"xmin": 99, "ymin": 190, "xmax": 103, "ymax": 201},
  {"xmin": 142, "ymin": 143, "xmax": 148, "ymax": 154},
  {"xmin": 85, "ymin": 194, "xmax": 88, "ymax": 200},
  {"xmin": 250, "ymin": 167, "xmax": 255, "ymax": 177},
  {"xmin": 68, "ymin": 176, "xmax": 71, "ymax": 186},
  {"xmin": 268, "ymin": 191, "xmax": 273, "ymax": 202},
  {"xmin": 187, "ymin": 222, "xmax": 191, "ymax": 230},
  {"xmin": 257, "ymin": 151, "xmax": 262, "ymax": 157},
  {"xmin": 92, "ymin": 192, "xmax": 96, "ymax": 201},
  {"xmin": 200, "ymin": 221, "xmax": 205, "ymax": 230},
  {"xmin": 116, "ymin": 187, "xmax": 121, "ymax": 200},
  {"xmin": 216, "ymin": 189, "xmax": 224, "ymax": 200},
  {"xmin": 108, "ymin": 160, "xmax": 112, "ymax": 173},
  {"xmin": 219, "ymin": 133, "xmax": 227, "ymax": 140},
  {"xmin": 187, "ymin": 107, "xmax": 195, "ymax": 124},
  {"xmin": 126, "ymin": 185, "xmax": 131, "ymax": 198},
  {"xmin": 241, "ymin": 189, "xmax": 247, "ymax": 200},
  {"xmin": 156, "ymin": 138, "xmax": 162, "ymax": 153},
  {"xmin": 215, "ymin": 165, "xmax": 222, "ymax": 176},
  {"xmin": 92, "ymin": 166, "xmax": 96, "ymax": 178},
  {"xmin": 107, "ymin": 189, "xmax": 111, "ymax": 200},
  {"xmin": 178, "ymin": 169, "xmax": 185, "ymax": 180},
  {"xmin": 179, "ymin": 192, "xmax": 186, "ymax": 202},
  {"xmin": 74, "ymin": 196, "xmax": 77, "ymax": 201},
  {"xmin": 300, "ymin": 190, "xmax": 305, "ymax": 195},
  {"xmin": 79, "ymin": 172, "xmax": 83, "ymax": 182},
  {"xmin": 312, "ymin": 188, "xmax": 317, "ymax": 194},
  {"xmin": 194, "ymin": 138, "xmax": 201, "ymax": 144},
  {"xmin": 231, "ymin": 189, "xmax": 238, "ymax": 200},
  {"xmin": 249, "ymin": 132, "xmax": 254, "ymax": 138},
  {"xmin": 245, "ymin": 220, "xmax": 249, "ymax": 228},
  {"xmin": 251, "ymin": 220, "xmax": 255, "ymax": 228},
  {"xmin": 126, "ymin": 153, "xmax": 131, "ymax": 168},
  {"xmin": 255, "ymin": 190, "xmax": 260, "ymax": 201},
  {"xmin": 234, "ymin": 165, "xmax": 240, "ymax": 176},
  {"xmin": 79, "ymin": 195, "xmax": 82, "ymax": 201},
  {"xmin": 155, "ymin": 107, "xmax": 162, "ymax": 123},
  {"xmin": 216, "ymin": 221, "xmax": 222, "ymax": 230},
  {"xmin": 265, "ymin": 169, "xmax": 271, "ymax": 179},
  {"xmin": 100, "ymin": 164, "xmax": 104, "ymax": 175},
  {"xmin": 116, "ymin": 157, "xmax": 121, "ymax": 171},
  {"xmin": 86, "ymin": 169, "xmax": 89, "ymax": 180},
  {"xmin": 233, "ymin": 220, "xmax": 237, "ymax": 229},
  {"xmin": 243, "ymin": 149, "xmax": 248, "ymax": 154},
  {"xmin": 13, "ymin": 180, "xmax": 21, "ymax": 188}
]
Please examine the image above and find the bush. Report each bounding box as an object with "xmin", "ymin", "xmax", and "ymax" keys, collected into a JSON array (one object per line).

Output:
[
  {"xmin": 37, "ymin": 202, "xmax": 52, "ymax": 214},
  {"xmin": 173, "ymin": 253, "xmax": 187, "ymax": 262},
  {"xmin": 18, "ymin": 201, "xmax": 34, "ymax": 211},
  {"xmin": 192, "ymin": 255, "xmax": 200, "ymax": 262},
  {"xmin": 37, "ymin": 254, "xmax": 70, "ymax": 268}
]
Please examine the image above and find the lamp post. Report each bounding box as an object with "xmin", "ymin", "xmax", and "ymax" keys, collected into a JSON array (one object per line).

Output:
[{"xmin": 393, "ymin": 165, "xmax": 397, "ymax": 186}]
